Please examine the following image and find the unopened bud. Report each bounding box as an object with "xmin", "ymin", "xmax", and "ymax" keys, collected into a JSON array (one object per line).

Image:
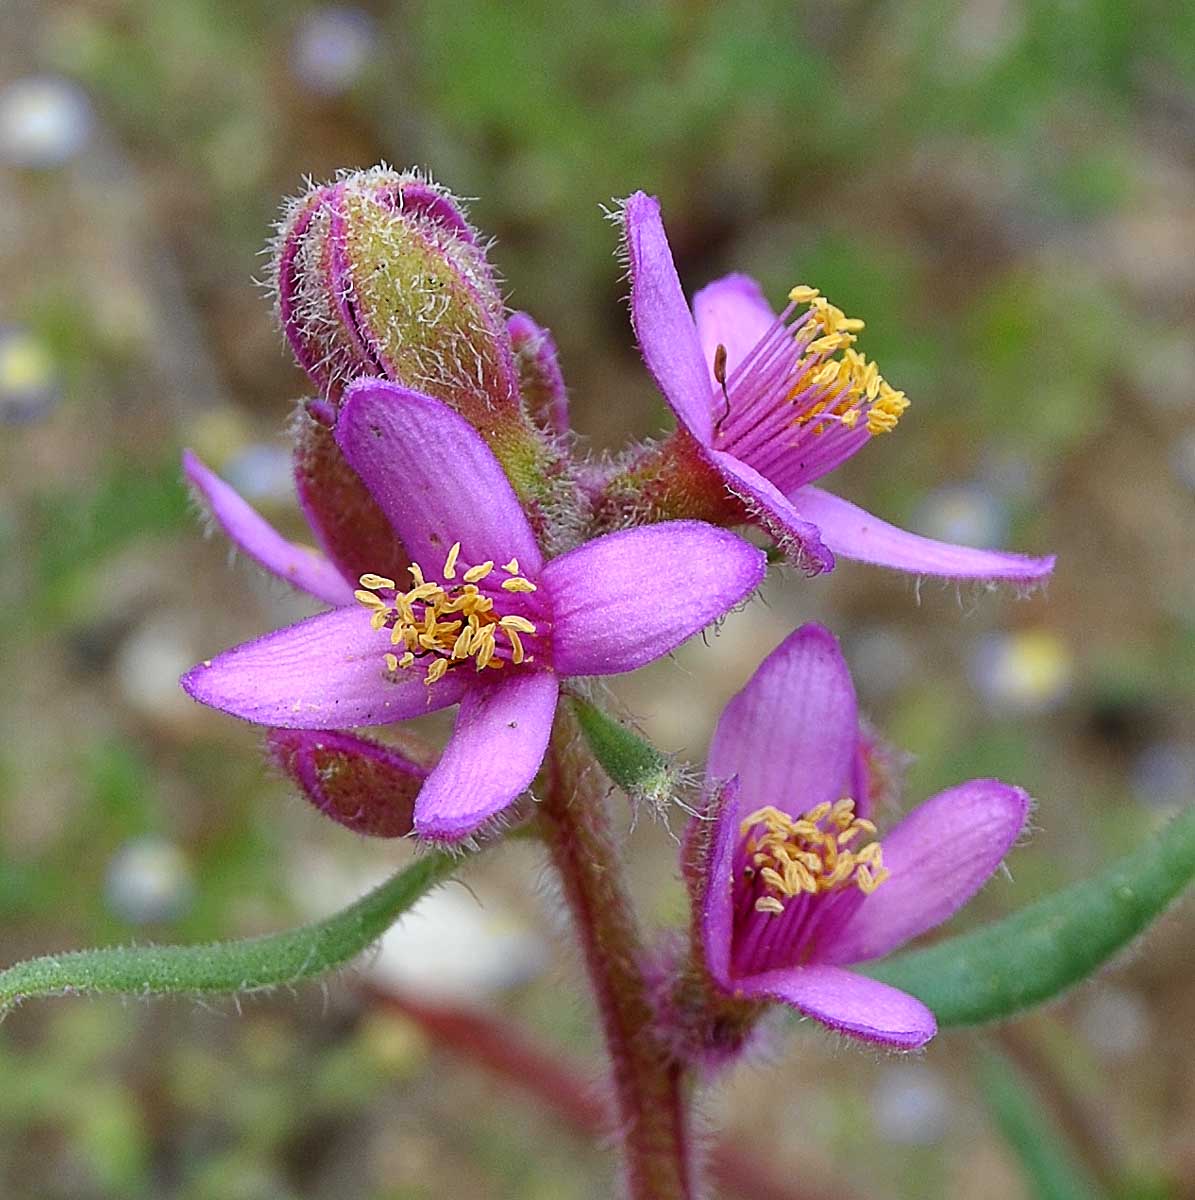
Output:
[
  {"xmin": 291, "ymin": 402, "xmax": 410, "ymax": 585},
  {"xmin": 507, "ymin": 311, "xmax": 568, "ymax": 438},
  {"xmin": 274, "ymin": 167, "xmax": 518, "ymax": 426},
  {"xmin": 266, "ymin": 728, "xmax": 435, "ymax": 838}
]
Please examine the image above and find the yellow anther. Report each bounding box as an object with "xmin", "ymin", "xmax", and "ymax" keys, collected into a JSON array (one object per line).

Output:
[
  {"xmin": 355, "ymin": 589, "xmax": 387, "ymax": 609},
  {"xmin": 501, "ymin": 577, "xmax": 538, "ymax": 593},
  {"xmin": 502, "ymin": 558, "xmax": 520, "ymax": 574},
  {"xmin": 408, "ymin": 563, "xmax": 426, "ymax": 586},
  {"xmin": 442, "ymin": 541, "xmax": 462, "ymax": 580},
  {"xmin": 788, "ymin": 285, "xmax": 820, "ymax": 304},
  {"xmin": 498, "ymin": 614, "xmax": 537, "ymax": 634},
  {"xmin": 463, "ymin": 561, "xmax": 494, "ymax": 583},
  {"xmin": 739, "ymin": 797, "xmax": 886, "ymax": 915},
  {"xmin": 359, "ymin": 574, "xmax": 396, "ymax": 591},
  {"xmin": 384, "ymin": 652, "xmax": 399, "ymax": 673},
  {"xmin": 398, "ymin": 651, "xmax": 415, "ymax": 668},
  {"xmin": 505, "ymin": 627, "xmax": 526, "ymax": 664},
  {"xmin": 425, "ymin": 659, "xmax": 449, "ymax": 686}
]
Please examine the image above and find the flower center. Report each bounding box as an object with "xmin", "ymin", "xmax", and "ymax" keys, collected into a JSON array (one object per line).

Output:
[
  {"xmin": 738, "ymin": 798, "xmax": 888, "ymax": 917},
  {"xmin": 710, "ymin": 285, "xmax": 910, "ymax": 491},
  {"xmin": 354, "ymin": 542, "xmax": 540, "ymax": 686}
]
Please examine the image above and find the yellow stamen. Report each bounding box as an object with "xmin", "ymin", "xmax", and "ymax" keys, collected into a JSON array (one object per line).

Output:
[
  {"xmin": 384, "ymin": 652, "xmax": 399, "ymax": 673},
  {"xmin": 502, "ymin": 558, "xmax": 520, "ymax": 574},
  {"xmin": 738, "ymin": 798, "xmax": 888, "ymax": 916},
  {"xmin": 442, "ymin": 541, "xmax": 462, "ymax": 580},
  {"xmin": 359, "ymin": 574, "xmax": 396, "ymax": 591},
  {"xmin": 463, "ymin": 561, "xmax": 494, "ymax": 583},
  {"xmin": 501, "ymin": 577, "xmax": 538, "ymax": 593},
  {"xmin": 788, "ymin": 285, "xmax": 820, "ymax": 304}
]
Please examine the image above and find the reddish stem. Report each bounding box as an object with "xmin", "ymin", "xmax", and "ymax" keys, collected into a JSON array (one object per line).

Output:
[
  {"xmin": 362, "ymin": 984, "xmax": 846, "ymax": 1200},
  {"xmin": 539, "ymin": 707, "xmax": 695, "ymax": 1198}
]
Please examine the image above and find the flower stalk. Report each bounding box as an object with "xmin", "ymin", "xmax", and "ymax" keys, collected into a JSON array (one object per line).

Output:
[{"xmin": 540, "ymin": 704, "xmax": 695, "ymax": 1200}]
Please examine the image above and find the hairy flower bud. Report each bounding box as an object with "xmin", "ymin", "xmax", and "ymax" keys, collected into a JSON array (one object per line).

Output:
[
  {"xmin": 275, "ymin": 167, "xmax": 517, "ymax": 423},
  {"xmin": 266, "ymin": 728, "xmax": 435, "ymax": 838},
  {"xmin": 508, "ymin": 311, "xmax": 569, "ymax": 438},
  {"xmin": 275, "ymin": 168, "xmax": 582, "ymax": 550},
  {"xmin": 291, "ymin": 401, "xmax": 410, "ymax": 585}
]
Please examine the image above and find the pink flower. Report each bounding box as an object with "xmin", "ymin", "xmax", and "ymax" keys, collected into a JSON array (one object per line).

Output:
[
  {"xmin": 182, "ymin": 379, "xmax": 766, "ymax": 842},
  {"xmin": 624, "ymin": 191, "xmax": 1056, "ymax": 583},
  {"xmin": 695, "ymin": 624, "xmax": 1030, "ymax": 1049}
]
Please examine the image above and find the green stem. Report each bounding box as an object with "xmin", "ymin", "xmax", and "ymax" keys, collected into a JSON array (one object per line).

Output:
[
  {"xmin": 0, "ymin": 851, "xmax": 457, "ymax": 1010},
  {"xmin": 541, "ymin": 706, "xmax": 694, "ymax": 1200}
]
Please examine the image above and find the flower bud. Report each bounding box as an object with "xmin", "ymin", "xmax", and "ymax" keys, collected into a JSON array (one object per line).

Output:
[
  {"xmin": 275, "ymin": 167, "xmax": 518, "ymax": 426},
  {"xmin": 291, "ymin": 401, "xmax": 410, "ymax": 585},
  {"xmin": 266, "ymin": 728, "xmax": 435, "ymax": 838},
  {"xmin": 508, "ymin": 311, "xmax": 568, "ymax": 438}
]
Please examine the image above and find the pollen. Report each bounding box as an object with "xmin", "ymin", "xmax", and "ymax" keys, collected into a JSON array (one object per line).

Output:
[
  {"xmin": 777, "ymin": 285, "xmax": 910, "ymax": 439},
  {"xmin": 355, "ymin": 556, "xmax": 539, "ymax": 685},
  {"xmin": 739, "ymin": 798, "xmax": 889, "ymax": 916}
]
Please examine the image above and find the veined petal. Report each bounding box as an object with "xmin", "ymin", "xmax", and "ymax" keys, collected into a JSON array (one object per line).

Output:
[
  {"xmin": 182, "ymin": 607, "xmax": 467, "ymax": 728},
  {"xmin": 544, "ymin": 521, "xmax": 765, "ymax": 677},
  {"xmin": 183, "ymin": 451, "xmax": 355, "ymax": 607},
  {"xmin": 698, "ymin": 778, "xmax": 742, "ymax": 990},
  {"xmin": 707, "ymin": 624, "xmax": 858, "ymax": 823},
  {"xmin": 692, "ymin": 273, "xmax": 778, "ymax": 383},
  {"xmin": 336, "ymin": 379, "xmax": 543, "ymax": 576},
  {"xmin": 623, "ymin": 191, "xmax": 715, "ymax": 445},
  {"xmin": 819, "ymin": 780, "xmax": 1032, "ymax": 966},
  {"xmin": 413, "ymin": 671, "xmax": 558, "ymax": 842},
  {"xmin": 707, "ymin": 449, "xmax": 834, "ymax": 575},
  {"xmin": 790, "ymin": 486, "xmax": 1056, "ymax": 583},
  {"xmin": 738, "ymin": 964, "xmax": 937, "ymax": 1049}
]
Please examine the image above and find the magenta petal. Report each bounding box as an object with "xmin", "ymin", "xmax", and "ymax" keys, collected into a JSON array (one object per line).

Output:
[
  {"xmin": 335, "ymin": 379, "xmax": 542, "ymax": 575},
  {"xmin": 182, "ymin": 607, "xmax": 467, "ymax": 728},
  {"xmin": 707, "ymin": 449, "xmax": 834, "ymax": 574},
  {"xmin": 544, "ymin": 521, "xmax": 766, "ymax": 677},
  {"xmin": 739, "ymin": 965, "xmax": 937, "ymax": 1049},
  {"xmin": 707, "ymin": 624, "xmax": 858, "ymax": 823},
  {"xmin": 183, "ymin": 451, "xmax": 355, "ymax": 607},
  {"xmin": 413, "ymin": 671, "xmax": 559, "ymax": 841},
  {"xmin": 698, "ymin": 779, "xmax": 742, "ymax": 990},
  {"xmin": 820, "ymin": 780, "xmax": 1032, "ymax": 966},
  {"xmin": 790, "ymin": 486, "xmax": 1056, "ymax": 583},
  {"xmin": 692, "ymin": 274, "xmax": 778, "ymax": 382},
  {"xmin": 623, "ymin": 192, "xmax": 715, "ymax": 445}
]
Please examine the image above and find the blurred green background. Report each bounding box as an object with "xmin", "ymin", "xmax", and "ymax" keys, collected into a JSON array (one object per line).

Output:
[{"xmin": 1, "ymin": 1, "xmax": 1194, "ymax": 1196}]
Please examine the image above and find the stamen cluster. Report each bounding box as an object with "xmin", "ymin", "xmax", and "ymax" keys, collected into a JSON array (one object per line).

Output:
[
  {"xmin": 354, "ymin": 542, "xmax": 539, "ymax": 685},
  {"xmin": 784, "ymin": 286, "xmax": 910, "ymax": 438},
  {"xmin": 739, "ymin": 797, "xmax": 888, "ymax": 916}
]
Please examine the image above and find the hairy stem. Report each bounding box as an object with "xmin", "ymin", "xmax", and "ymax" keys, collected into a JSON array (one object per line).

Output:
[{"xmin": 540, "ymin": 705, "xmax": 694, "ymax": 1199}]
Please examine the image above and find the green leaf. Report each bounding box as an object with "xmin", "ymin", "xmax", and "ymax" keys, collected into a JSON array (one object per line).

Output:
[
  {"xmin": 977, "ymin": 1048, "xmax": 1104, "ymax": 1200},
  {"xmin": 868, "ymin": 805, "xmax": 1195, "ymax": 1026},
  {"xmin": 0, "ymin": 851, "xmax": 458, "ymax": 1011},
  {"xmin": 571, "ymin": 697, "xmax": 681, "ymax": 807}
]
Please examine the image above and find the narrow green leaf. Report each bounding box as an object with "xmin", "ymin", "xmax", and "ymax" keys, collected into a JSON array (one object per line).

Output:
[
  {"xmin": 571, "ymin": 697, "xmax": 680, "ymax": 806},
  {"xmin": 868, "ymin": 805, "xmax": 1195, "ymax": 1026},
  {"xmin": 0, "ymin": 851, "xmax": 457, "ymax": 1011},
  {"xmin": 977, "ymin": 1048, "xmax": 1104, "ymax": 1200}
]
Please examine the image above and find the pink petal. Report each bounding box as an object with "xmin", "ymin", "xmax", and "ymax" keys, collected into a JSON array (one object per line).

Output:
[
  {"xmin": 738, "ymin": 964, "xmax": 937, "ymax": 1049},
  {"xmin": 697, "ymin": 779, "xmax": 742, "ymax": 990},
  {"xmin": 692, "ymin": 273, "xmax": 778, "ymax": 383},
  {"xmin": 413, "ymin": 671, "xmax": 559, "ymax": 841},
  {"xmin": 707, "ymin": 449, "xmax": 834, "ymax": 575},
  {"xmin": 543, "ymin": 521, "xmax": 766, "ymax": 676},
  {"xmin": 790, "ymin": 486, "xmax": 1056, "ymax": 583},
  {"xmin": 335, "ymin": 379, "xmax": 543, "ymax": 576},
  {"xmin": 818, "ymin": 779, "xmax": 1032, "ymax": 966},
  {"xmin": 707, "ymin": 624, "xmax": 858, "ymax": 823},
  {"xmin": 623, "ymin": 191, "xmax": 715, "ymax": 445},
  {"xmin": 182, "ymin": 606, "xmax": 467, "ymax": 728},
  {"xmin": 183, "ymin": 451, "xmax": 355, "ymax": 607}
]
